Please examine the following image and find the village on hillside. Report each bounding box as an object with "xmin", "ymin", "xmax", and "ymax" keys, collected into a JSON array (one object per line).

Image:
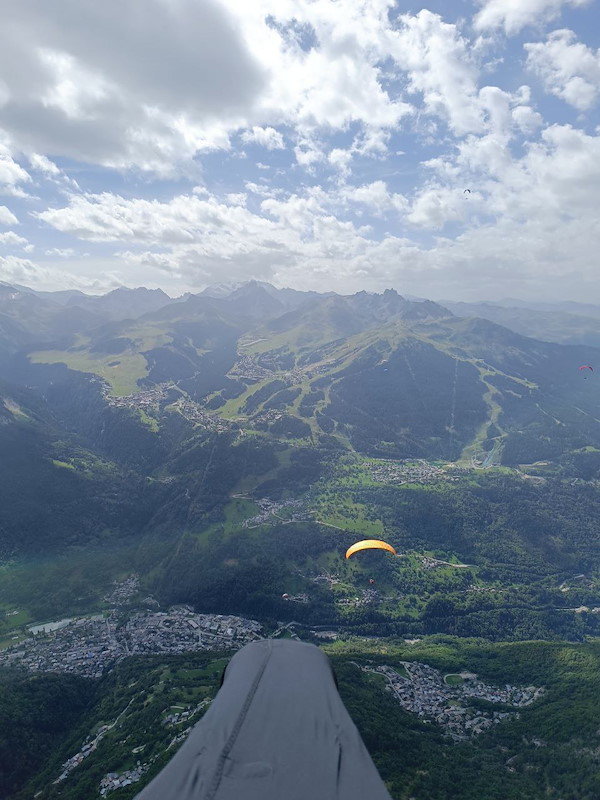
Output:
[{"xmin": 363, "ymin": 662, "xmax": 543, "ymax": 740}]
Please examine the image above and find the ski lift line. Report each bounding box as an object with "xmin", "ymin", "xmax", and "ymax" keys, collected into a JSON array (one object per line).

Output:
[
  {"xmin": 403, "ymin": 354, "xmax": 427, "ymax": 413},
  {"xmin": 448, "ymin": 357, "xmax": 458, "ymax": 451},
  {"xmin": 160, "ymin": 441, "xmax": 218, "ymax": 590}
]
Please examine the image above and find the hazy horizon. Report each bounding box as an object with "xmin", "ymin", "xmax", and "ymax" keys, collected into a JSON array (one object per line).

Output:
[{"xmin": 6, "ymin": 276, "xmax": 600, "ymax": 309}]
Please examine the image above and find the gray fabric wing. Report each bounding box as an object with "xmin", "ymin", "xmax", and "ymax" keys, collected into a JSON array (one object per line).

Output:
[{"xmin": 134, "ymin": 639, "xmax": 392, "ymax": 800}]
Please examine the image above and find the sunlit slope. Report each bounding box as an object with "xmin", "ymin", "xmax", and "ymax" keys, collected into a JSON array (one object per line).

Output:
[
  {"xmin": 416, "ymin": 316, "xmax": 600, "ymax": 463},
  {"xmin": 27, "ymin": 302, "xmax": 241, "ymax": 397},
  {"xmin": 19, "ymin": 289, "xmax": 600, "ymax": 464},
  {"xmin": 225, "ymin": 312, "xmax": 600, "ymax": 463}
]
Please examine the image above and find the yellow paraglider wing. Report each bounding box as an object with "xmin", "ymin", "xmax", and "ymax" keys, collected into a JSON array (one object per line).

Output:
[{"xmin": 345, "ymin": 539, "xmax": 397, "ymax": 559}]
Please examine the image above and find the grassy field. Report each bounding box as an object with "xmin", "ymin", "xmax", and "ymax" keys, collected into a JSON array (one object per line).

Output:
[
  {"xmin": 444, "ymin": 673, "xmax": 465, "ymax": 686},
  {"xmin": 29, "ymin": 349, "xmax": 148, "ymax": 396},
  {"xmin": 52, "ymin": 459, "xmax": 75, "ymax": 470},
  {"xmin": 138, "ymin": 409, "xmax": 159, "ymax": 431},
  {"xmin": 313, "ymin": 497, "xmax": 385, "ymax": 538}
]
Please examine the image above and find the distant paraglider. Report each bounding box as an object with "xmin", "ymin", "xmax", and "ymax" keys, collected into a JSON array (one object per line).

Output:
[
  {"xmin": 369, "ymin": 578, "xmax": 375, "ymax": 585},
  {"xmin": 463, "ymin": 188, "xmax": 471, "ymax": 194},
  {"xmin": 345, "ymin": 540, "xmax": 397, "ymax": 559},
  {"xmin": 579, "ymin": 364, "xmax": 594, "ymax": 380}
]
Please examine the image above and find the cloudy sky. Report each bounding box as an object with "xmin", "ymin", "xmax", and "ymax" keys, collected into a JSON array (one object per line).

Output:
[{"xmin": 0, "ymin": 0, "xmax": 599, "ymax": 301}]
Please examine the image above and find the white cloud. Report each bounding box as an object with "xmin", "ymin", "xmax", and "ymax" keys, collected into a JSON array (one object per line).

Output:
[
  {"xmin": 0, "ymin": 254, "xmax": 123, "ymax": 292},
  {"xmin": 387, "ymin": 10, "xmax": 483, "ymax": 136},
  {"xmin": 474, "ymin": 0, "xmax": 591, "ymax": 36},
  {"xmin": 225, "ymin": 193, "xmax": 247, "ymax": 206},
  {"xmin": 294, "ymin": 134, "xmax": 325, "ymax": 168},
  {"xmin": 44, "ymin": 247, "xmax": 76, "ymax": 257},
  {"xmin": 0, "ymin": 0, "xmax": 412, "ymax": 174},
  {"xmin": 240, "ymin": 0, "xmax": 412, "ymax": 131},
  {"xmin": 407, "ymin": 186, "xmax": 467, "ymax": 228},
  {"xmin": 342, "ymin": 181, "xmax": 408, "ymax": 215},
  {"xmin": 0, "ymin": 206, "xmax": 18, "ymax": 225},
  {"xmin": 511, "ymin": 105, "xmax": 544, "ymax": 134},
  {"xmin": 0, "ymin": 149, "xmax": 31, "ymax": 195},
  {"xmin": 0, "ymin": 256, "xmax": 40, "ymax": 284},
  {"xmin": 0, "ymin": 0, "xmax": 265, "ymax": 172},
  {"xmin": 37, "ymin": 192, "xmax": 282, "ymax": 246},
  {"xmin": 33, "ymin": 187, "xmax": 389, "ymax": 289},
  {"xmin": 244, "ymin": 181, "xmax": 282, "ymax": 198},
  {"xmin": 0, "ymin": 2, "xmax": 539, "ymax": 182},
  {"xmin": 240, "ymin": 126, "xmax": 285, "ymax": 149},
  {"xmin": 0, "ymin": 255, "xmax": 72, "ymax": 288},
  {"xmin": 18, "ymin": 146, "xmax": 600, "ymax": 299},
  {"xmin": 117, "ymin": 250, "xmax": 180, "ymax": 275},
  {"xmin": 29, "ymin": 153, "xmax": 61, "ymax": 175},
  {"xmin": 353, "ymin": 126, "xmax": 390, "ymax": 156},
  {"xmin": 0, "ymin": 231, "xmax": 29, "ymax": 247},
  {"xmin": 526, "ymin": 29, "xmax": 600, "ymax": 111},
  {"xmin": 328, "ymin": 148, "xmax": 353, "ymax": 178}
]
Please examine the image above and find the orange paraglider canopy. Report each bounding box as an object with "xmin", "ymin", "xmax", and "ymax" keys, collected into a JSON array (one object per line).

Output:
[{"xmin": 345, "ymin": 539, "xmax": 397, "ymax": 559}]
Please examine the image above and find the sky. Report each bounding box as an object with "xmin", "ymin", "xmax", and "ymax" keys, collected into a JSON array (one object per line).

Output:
[{"xmin": 0, "ymin": 0, "xmax": 600, "ymax": 302}]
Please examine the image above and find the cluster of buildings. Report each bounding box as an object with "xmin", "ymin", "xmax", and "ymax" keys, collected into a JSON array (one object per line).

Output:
[
  {"xmin": 0, "ymin": 608, "xmax": 263, "ymax": 678},
  {"xmin": 106, "ymin": 386, "xmax": 167, "ymax": 410},
  {"xmin": 311, "ymin": 573, "xmax": 341, "ymax": 588},
  {"xmin": 229, "ymin": 353, "xmax": 273, "ymax": 381},
  {"xmin": 99, "ymin": 765, "xmax": 148, "ymax": 797},
  {"xmin": 420, "ymin": 556, "xmax": 471, "ymax": 570},
  {"xmin": 467, "ymin": 585, "xmax": 501, "ymax": 593},
  {"xmin": 54, "ymin": 721, "xmax": 116, "ymax": 783},
  {"xmin": 281, "ymin": 593, "xmax": 309, "ymax": 604},
  {"xmin": 103, "ymin": 575, "xmax": 140, "ymax": 605},
  {"xmin": 310, "ymin": 630, "xmax": 339, "ymax": 640},
  {"xmin": 122, "ymin": 609, "xmax": 261, "ymax": 656},
  {"xmin": 251, "ymin": 408, "xmax": 290, "ymax": 427},
  {"xmin": 167, "ymin": 726, "xmax": 193, "ymax": 751},
  {"xmin": 365, "ymin": 662, "xmax": 543, "ymax": 740},
  {"xmin": 365, "ymin": 458, "xmax": 463, "ymax": 485},
  {"xmin": 57, "ymin": 701, "xmax": 152, "ymax": 795},
  {"xmin": 336, "ymin": 588, "xmax": 379, "ymax": 607},
  {"xmin": 172, "ymin": 399, "xmax": 232, "ymax": 431},
  {"xmin": 57, "ymin": 696, "xmax": 210, "ymax": 795},
  {"xmin": 242, "ymin": 497, "xmax": 306, "ymax": 528},
  {"xmin": 162, "ymin": 698, "xmax": 211, "ymax": 727}
]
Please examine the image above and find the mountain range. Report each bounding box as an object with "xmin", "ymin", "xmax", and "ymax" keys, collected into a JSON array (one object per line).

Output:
[
  {"xmin": 0, "ymin": 278, "xmax": 599, "ymax": 565},
  {"xmin": 2, "ymin": 280, "xmax": 599, "ymax": 464}
]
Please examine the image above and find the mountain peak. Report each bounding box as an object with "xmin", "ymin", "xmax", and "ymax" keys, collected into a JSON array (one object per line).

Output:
[
  {"xmin": 66, "ymin": 286, "xmax": 174, "ymax": 320},
  {"xmin": 106, "ymin": 286, "xmax": 171, "ymax": 299}
]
